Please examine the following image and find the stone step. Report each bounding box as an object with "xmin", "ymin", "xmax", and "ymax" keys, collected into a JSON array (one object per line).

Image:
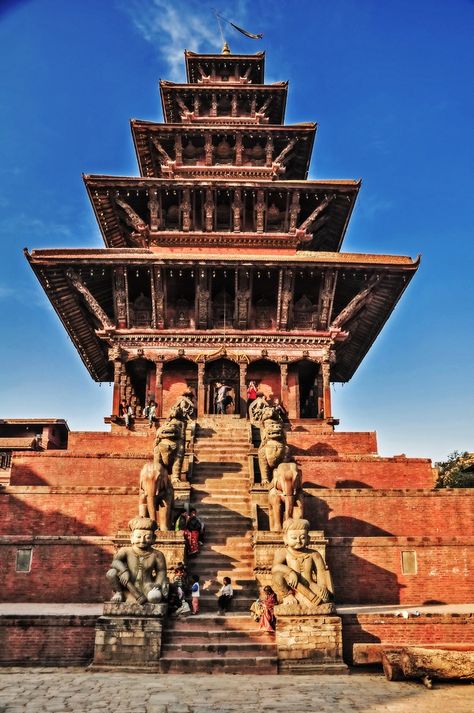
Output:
[
  {"xmin": 166, "ymin": 613, "xmax": 257, "ymax": 631},
  {"xmin": 161, "ymin": 641, "xmax": 275, "ymax": 656},
  {"xmin": 164, "ymin": 630, "xmax": 266, "ymax": 643},
  {"xmin": 157, "ymin": 656, "xmax": 278, "ymax": 674}
]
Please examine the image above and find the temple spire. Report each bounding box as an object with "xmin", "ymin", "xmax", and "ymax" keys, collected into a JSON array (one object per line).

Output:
[{"xmin": 222, "ymin": 41, "xmax": 231, "ymax": 54}]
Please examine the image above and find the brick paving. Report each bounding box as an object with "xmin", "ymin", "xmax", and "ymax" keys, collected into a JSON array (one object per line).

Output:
[{"xmin": 0, "ymin": 670, "xmax": 472, "ymax": 713}]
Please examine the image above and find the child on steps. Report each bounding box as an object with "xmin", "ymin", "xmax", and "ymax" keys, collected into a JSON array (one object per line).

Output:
[
  {"xmin": 217, "ymin": 577, "xmax": 233, "ymax": 615},
  {"xmin": 191, "ymin": 574, "xmax": 200, "ymax": 614}
]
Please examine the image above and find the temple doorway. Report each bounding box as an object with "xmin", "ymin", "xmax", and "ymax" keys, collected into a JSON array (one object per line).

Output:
[
  {"xmin": 126, "ymin": 358, "xmax": 155, "ymax": 410},
  {"xmin": 204, "ymin": 358, "xmax": 239, "ymax": 414},
  {"xmin": 246, "ymin": 359, "xmax": 281, "ymax": 401},
  {"xmin": 288, "ymin": 360, "xmax": 320, "ymax": 419}
]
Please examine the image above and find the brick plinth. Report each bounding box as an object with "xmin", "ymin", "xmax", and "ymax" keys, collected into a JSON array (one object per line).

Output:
[
  {"xmin": 0, "ymin": 615, "xmax": 96, "ymax": 666},
  {"xmin": 341, "ymin": 612, "xmax": 474, "ymax": 665},
  {"xmin": 275, "ymin": 614, "xmax": 347, "ymax": 673}
]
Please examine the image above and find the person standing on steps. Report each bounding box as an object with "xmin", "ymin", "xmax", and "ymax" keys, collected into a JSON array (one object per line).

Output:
[
  {"xmin": 217, "ymin": 577, "xmax": 233, "ymax": 615},
  {"xmin": 246, "ymin": 380, "xmax": 257, "ymax": 415},
  {"xmin": 191, "ymin": 574, "xmax": 200, "ymax": 614},
  {"xmin": 259, "ymin": 585, "xmax": 278, "ymax": 632},
  {"xmin": 184, "ymin": 508, "xmax": 201, "ymax": 555},
  {"xmin": 216, "ymin": 381, "xmax": 228, "ymax": 415}
]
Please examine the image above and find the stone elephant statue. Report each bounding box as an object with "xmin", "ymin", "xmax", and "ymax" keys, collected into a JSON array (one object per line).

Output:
[
  {"xmin": 268, "ymin": 460, "xmax": 304, "ymax": 532},
  {"xmin": 138, "ymin": 462, "xmax": 174, "ymax": 531}
]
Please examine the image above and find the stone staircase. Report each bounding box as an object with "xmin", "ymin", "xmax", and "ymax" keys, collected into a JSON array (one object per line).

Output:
[{"xmin": 160, "ymin": 415, "xmax": 278, "ymax": 673}]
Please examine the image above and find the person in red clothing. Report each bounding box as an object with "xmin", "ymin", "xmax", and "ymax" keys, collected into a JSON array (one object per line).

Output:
[{"xmin": 246, "ymin": 380, "xmax": 257, "ymax": 415}]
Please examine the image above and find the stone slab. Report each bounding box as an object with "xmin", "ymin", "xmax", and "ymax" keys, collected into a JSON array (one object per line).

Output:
[
  {"xmin": 275, "ymin": 613, "xmax": 346, "ymax": 671},
  {"xmin": 102, "ymin": 602, "xmax": 167, "ymax": 617}
]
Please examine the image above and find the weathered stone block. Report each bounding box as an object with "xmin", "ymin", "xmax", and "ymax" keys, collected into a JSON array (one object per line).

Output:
[
  {"xmin": 275, "ymin": 613, "xmax": 346, "ymax": 673},
  {"xmin": 92, "ymin": 606, "xmax": 166, "ymax": 668}
]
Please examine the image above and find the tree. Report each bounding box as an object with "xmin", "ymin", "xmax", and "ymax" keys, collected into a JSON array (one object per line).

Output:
[{"xmin": 435, "ymin": 451, "xmax": 474, "ymax": 488}]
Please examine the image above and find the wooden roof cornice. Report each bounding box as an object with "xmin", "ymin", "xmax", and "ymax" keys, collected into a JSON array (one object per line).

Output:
[
  {"xmin": 159, "ymin": 81, "xmax": 288, "ymax": 124},
  {"xmin": 83, "ymin": 175, "xmax": 360, "ymax": 251},
  {"xmin": 26, "ymin": 247, "xmax": 418, "ymax": 383},
  {"xmin": 27, "ymin": 248, "xmax": 419, "ymax": 271},
  {"xmin": 25, "ymin": 249, "xmax": 111, "ymax": 382},
  {"xmin": 130, "ymin": 120, "xmax": 317, "ymax": 180},
  {"xmin": 184, "ymin": 50, "xmax": 265, "ymax": 84}
]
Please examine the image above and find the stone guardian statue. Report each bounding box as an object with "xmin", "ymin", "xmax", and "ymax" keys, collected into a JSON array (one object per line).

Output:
[
  {"xmin": 272, "ymin": 518, "xmax": 334, "ymax": 614},
  {"xmin": 106, "ymin": 516, "xmax": 169, "ymax": 605}
]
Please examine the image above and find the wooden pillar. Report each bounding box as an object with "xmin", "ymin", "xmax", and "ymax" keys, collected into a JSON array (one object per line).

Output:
[
  {"xmin": 113, "ymin": 267, "xmax": 128, "ymax": 328},
  {"xmin": 154, "ymin": 360, "xmax": 163, "ymax": 417},
  {"xmin": 239, "ymin": 360, "xmax": 247, "ymax": 418},
  {"xmin": 316, "ymin": 371, "xmax": 324, "ymax": 419},
  {"xmin": 112, "ymin": 360, "xmax": 123, "ymax": 416},
  {"xmin": 197, "ymin": 360, "xmax": 205, "ymax": 417},
  {"xmin": 321, "ymin": 360, "xmax": 332, "ymax": 420},
  {"xmin": 280, "ymin": 362, "xmax": 288, "ymax": 410},
  {"xmin": 235, "ymin": 133, "xmax": 243, "ymax": 165}
]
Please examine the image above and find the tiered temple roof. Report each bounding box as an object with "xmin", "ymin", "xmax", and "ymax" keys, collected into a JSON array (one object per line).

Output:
[{"xmin": 27, "ymin": 47, "xmax": 419, "ymax": 421}]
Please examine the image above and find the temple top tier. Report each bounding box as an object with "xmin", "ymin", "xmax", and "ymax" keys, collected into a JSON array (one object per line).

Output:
[{"xmin": 184, "ymin": 50, "xmax": 265, "ymax": 85}]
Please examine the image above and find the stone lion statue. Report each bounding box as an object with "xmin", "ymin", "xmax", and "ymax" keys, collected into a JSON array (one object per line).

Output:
[{"xmin": 258, "ymin": 419, "xmax": 289, "ymax": 486}]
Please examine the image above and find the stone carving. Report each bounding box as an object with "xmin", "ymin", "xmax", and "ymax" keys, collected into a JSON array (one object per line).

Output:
[
  {"xmin": 258, "ymin": 417, "xmax": 289, "ymax": 487},
  {"xmin": 106, "ymin": 516, "xmax": 169, "ymax": 605},
  {"xmin": 272, "ymin": 518, "xmax": 334, "ymax": 614},
  {"xmin": 268, "ymin": 459, "xmax": 304, "ymax": 532},
  {"xmin": 248, "ymin": 393, "xmax": 268, "ymax": 427}
]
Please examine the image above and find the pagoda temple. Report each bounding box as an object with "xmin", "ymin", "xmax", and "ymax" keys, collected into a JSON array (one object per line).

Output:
[
  {"xmin": 26, "ymin": 48, "xmax": 418, "ymax": 423},
  {"xmin": 2, "ymin": 46, "xmax": 473, "ymax": 673}
]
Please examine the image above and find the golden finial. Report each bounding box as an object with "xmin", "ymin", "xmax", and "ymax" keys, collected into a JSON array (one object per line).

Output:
[{"xmin": 222, "ymin": 41, "xmax": 230, "ymax": 54}]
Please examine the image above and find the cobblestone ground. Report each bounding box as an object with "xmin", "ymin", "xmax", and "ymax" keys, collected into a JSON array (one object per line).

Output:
[{"xmin": 0, "ymin": 670, "xmax": 473, "ymax": 713}]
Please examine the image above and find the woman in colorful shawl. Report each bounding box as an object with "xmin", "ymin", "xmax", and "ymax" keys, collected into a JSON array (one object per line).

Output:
[
  {"xmin": 184, "ymin": 509, "xmax": 201, "ymax": 555},
  {"xmin": 259, "ymin": 585, "xmax": 277, "ymax": 632}
]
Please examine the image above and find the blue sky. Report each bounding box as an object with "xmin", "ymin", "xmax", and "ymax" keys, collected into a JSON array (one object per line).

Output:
[{"xmin": 0, "ymin": 0, "xmax": 473, "ymax": 462}]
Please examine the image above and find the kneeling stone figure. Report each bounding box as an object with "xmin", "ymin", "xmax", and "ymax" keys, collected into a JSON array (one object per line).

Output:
[{"xmin": 106, "ymin": 516, "xmax": 169, "ymax": 605}]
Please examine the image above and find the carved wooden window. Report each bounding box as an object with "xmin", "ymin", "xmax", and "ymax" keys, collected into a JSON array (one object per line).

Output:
[
  {"xmin": 401, "ymin": 551, "xmax": 417, "ymax": 575},
  {"xmin": 254, "ymin": 298, "xmax": 273, "ymax": 328},
  {"xmin": 294, "ymin": 295, "xmax": 315, "ymax": 329},
  {"xmin": 16, "ymin": 548, "xmax": 33, "ymax": 573},
  {"xmin": 131, "ymin": 293, "xmax": 151, "ymax": 327}
]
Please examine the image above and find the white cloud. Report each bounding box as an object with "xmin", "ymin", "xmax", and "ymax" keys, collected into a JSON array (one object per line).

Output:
[
  {"xmin": 119, "ymin": 0, "xmax": 221, "ymax": 81},
  {"xmin": 0, "ymin": 214, "xmax": 73, "ymax": 240}
]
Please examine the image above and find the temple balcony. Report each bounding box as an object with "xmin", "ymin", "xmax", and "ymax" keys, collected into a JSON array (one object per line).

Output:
[{"xmin": 131, "ymin": 121, "xmax": 315, "ymax": 181}]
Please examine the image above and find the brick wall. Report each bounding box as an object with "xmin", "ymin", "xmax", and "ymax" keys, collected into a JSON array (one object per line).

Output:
[
  {"xmin": 0, "ymin": 615, "xmax": 96, "ymax": 665},
  {"xmin": 327, "ymin": 537, "xmax": 474, "ymax": 605},
  {"xmin": 0, "ymin": 488, "xmax": 137, "ymax": 535},
  {"xmin": 287, "ymin": 431, "xmax": 378, "ymax": 455},
  {"xmin": 10, "ymin": 453, "xmax": 149, "ymax": 487},
  {"xmin": 341, "ymin": 613, "xmax": 474, "ymax": 664},
  {"xmin": 298, "ymin": 456, "xmax": 435, "ymax": 489},
  {"xmin": 68, "ymin": 431, "xmax": 154, "ymax": 453},
  {"xmin": 0, "ymin": 539, "xmax": 113, "ymax": 602},
  {"xmin": 304, "ymin": 489, "xmax": 474, "ymax": 537}
]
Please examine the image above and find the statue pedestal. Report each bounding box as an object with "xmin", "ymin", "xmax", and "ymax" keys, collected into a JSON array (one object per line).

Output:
[
  {"xmin": 275, "ymin": 612, "xmax": 347, "ymax": 674},
  {"xmin": 91, "ymin": 603, "xmax": 167, "ymax": 670}
]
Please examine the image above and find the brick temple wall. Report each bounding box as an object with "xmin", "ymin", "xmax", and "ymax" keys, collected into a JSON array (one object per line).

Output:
[
  {"xmin": 341, "ymin": 613, "xmax": 474, "ymax": 664},
  {"xmin": 1, "ymin": 612, "xmax": 472, "ymax": 667},
  {"xmin": 304, "ymin": 489, "xmax": 474, "ymax": 537},
  {"xmin": 327, "ymin": 537, "xmax": 474, "ymax": 605},
  {"xmin": 0, "ymin": 615, "xmax": 96, "ymax": 666},
  {"xmin": 1, "ymin": 426, "xmax": 473, "ymax": 610}
]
